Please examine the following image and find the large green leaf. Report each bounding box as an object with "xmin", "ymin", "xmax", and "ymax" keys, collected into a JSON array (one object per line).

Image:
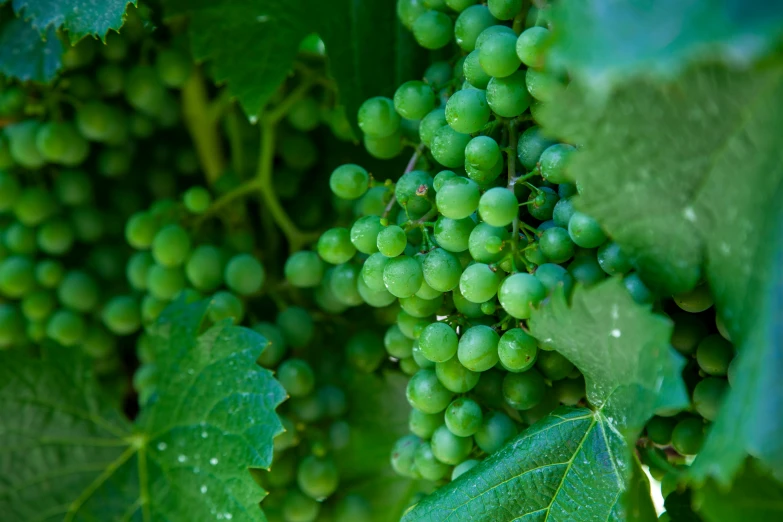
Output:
[
  {"xmin": 163, "ymin": 0, "xmax": 427, "ymax": 125},
  {"xmin": 0, "ymin": 299, "xmax": 286, "ymax": 521},
  {"xmin": 4, "ymin": 0, "xmax": 135, "ymax": 41},
  {"xmin": 547, "ymin": 0, "xmax": 783, "ymax": 88},
  {"xmin": 402, "ymin": 407, "xmax": 630, "ymax": 522},
  {"xmin": 695, "ymin": 462, "xmax": 783, "ymax": 522},
  {"xmin": 0, "ymin": 16, "xmax": 61, "ymax": 82},
  {"xmin": 529, "ymin": 278, "xmax": 689, "ymax": 437},
  {"xmin": 540, "ymin": 63, "xmax": 783, "ymax": 483}
]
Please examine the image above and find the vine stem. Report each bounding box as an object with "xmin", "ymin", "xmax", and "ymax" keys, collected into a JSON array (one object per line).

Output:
[
  {"xmin": 182, "ymin": 67, "xmax": 226, "ymax": 184},
  {"xmin": 507, "ymin": 123, "xmax": 520, "ymax": 272}
]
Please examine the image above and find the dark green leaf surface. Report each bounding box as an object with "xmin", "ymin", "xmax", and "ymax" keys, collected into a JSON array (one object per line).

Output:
[
  {"xmin": 626, "ymin": 457, "xmax": 658, "ymax": 522},
  {"xmin": 0, "ymin": 299, "xmax": 286, "ymax": 521},
  {"xmin": 547, "ymin": 0, "xmax": 783, "ymax": 88},
  {"xmin": 541, "ymin": 64, "xmax": 783, "ymax": 483},
  {"xmin": 402, "ymin": 407, "xmax": 629, "ymax": 522},
  {"xmin": 0, "ymin": 17, "xmax": 61, "ymax": 82},
  {"xmin": 6, "ymin": 0, "xmax": 136, "ymax": 41},
  {"xmin": 164, "ymin": 0, "xmax": 427, "ymax": 125},
  {"xmin": 664, "ymin": 489, "xmax": 702, "ymax": 522},
  {"xmin": 695, "ymin": 463, "xmax": 783, "ymax": 521},
  {"xmin": 529, "ymin": 279, "xmax": 689, "ymax": 437}
]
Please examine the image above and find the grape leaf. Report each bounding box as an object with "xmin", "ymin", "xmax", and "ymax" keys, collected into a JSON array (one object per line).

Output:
[
  {"xmin": 0, "ymin": 299, "xmax": 286, "ymax": 521},
  {"xmin": 402, "ymin": 407, "xmax": 631, "ymax": 522},
  {"xmin": 547, "ymin": 0, "xmax": 783, "ymax": 89},
  {"xmin": 4, "ymin": 0, "xmax": 136, "ymax": 42},
  {"xmin": 0, "ymin": 16, "xmax": 61, "ymax": 82},
  {"xmin": 162, "ymin": 0, "xmax": 427, "ymax": 125},
  {"xmin": 695, "ymin": 462, "xmax": 783, "ymax": 522},
  {"xmin": 540, "ymin": 63, "xmax": 783, "ymax": 483},
  {"xmin": 529, "ymin": 278, "xmax": 689, "ymax": 438},
  {"xmin": 664, "ymin": 490, "xmax": 702, "ymax": 522}
]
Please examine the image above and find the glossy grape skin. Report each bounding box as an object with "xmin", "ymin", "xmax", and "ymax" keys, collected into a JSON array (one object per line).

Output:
[
  {"xmin": 692, "ymin": 377, "xmax": 728, "ymax": 421},
  {"xmin": 398, "ymin": 0, "xmax": 428, "ymax": 29},
  {"xmin": 330, "ymin": 164, "xmax": 369, "ymax": 200},
  {"xmin": 422, "ymin": 248, "xmax": 463, "ymax": 292},
  {"xmin": 277, "ymin": 358, "xmax": 316, "ymax": 398},
  {"xmin": 317, "ymin": 228, "xmax": 356, "ymax": 265},
  {"xmin": 409, "ymin": 408, "xmax": 444, "ymax": 439},
  {"xmin": 454, "ymin": 5, "xmax": 498, "ymax": 52},
  {"xmin": 297, "ymin": 456, "xmax": 339, "ymax": 500},
  {"xmin": 414, "ymin": 441, "xmax": 450, "ymax": 480},
  {"xmin": 479, "ymin": 31, "xmax": 521, "ymax": 78},
  {"xmin": 445, "ymin": 397, "xmax": 483, "ymax": 437},
  {"xmin": 385, "ymin": 324, "xmax": 414, "ymax": 359},
  {"xmin": 431, "ymin": 125, "xmax": 472, "ymax": 168},
  {"xmin": 152, "ymin": 224, "xmax": 191, "ymax": 267},
  {"xmin": 419, "ymin": 107, "xmax": 448, "ymax": 147},
  {"xmin": 568, "ymin": 211, "xmax": 607, "ymax": 249},
  {"xmin": 468, "ymin": 223, "xmax": 509, "ymax": 264},
  {"xmin": 474, "ymin": 411, "xmax": 517, "ymax": 454},
  {"xmin": 525, "ymin": 69, "xmax": 565, "ymax": 102},
  {"xmin": 431, "ymin": 424, "xmax": 473, "ymax": 465},
  {"xmin": 436, "ymin": 355, "xmax": 480, "ymax": 392},
  {"xmin": 597, "ymin": 242, "xmax": 632, "ymax": 276},
  {"xmin": 645, "ymin": 416, "xmax": 676, "ymax": 445},
  {"xmin": 527, "ymin": 186, "xmax": 559, "ymax": 220},
  {"xmin": 516, "ymin": 26, "xmax": 550, "ymax": 68},
  {"xmin": 478, "ymin": 187, "xmax": 518, "ymax": 227},
  {"xmin": 407, "ymin": 369, "xmax": 454, "ymax": 413},
  {"xmin": 284, "ymin": 251, "xmax": 325, "ymax": 288},
  {"xmin": 394, "ymin": 80, "xmax": 436, "ymax": 120},
  {"xmin": 433, "ymin": 216, "xmax": 476, "ymax": 253},
  {"xmin": 46, "ymin": 309, "xmax": 85, "ymax": 347},
  {"xmin": 465, "ymin": 136, "xmax": 501, "ymax": 171},
  {"xmin": 535, "ymin": 263, "xmax": 574, "ymax": 296},
  {"xmin": 696, "ymin": 334, "xmax": 733, "ymax": 376},
  {"xmin": 208, "ymin": 291, "xmax": 245, "ymax": 323},
  {"xmin": 485, "ymin": 70, "xmax": 531, "ymax": 118},
  {"xmin": 419, "ymin": 322, "xmax": 459, "ymax": 362},
  {"xmin": 225, "ymin": 254, "xmax": 265, "ymax": 295},
  {"xmin": 499, "ymin": 273, "xmax": 546, "ymax": 319},
  {"xmin": 517, "ymin": 126, "xmax": 557, "ymax": 171},
  {"xmin": 536, "ymin": 350, "xmax": 574, "ymax": 381},
  {"xmin": 391, "ymin": 434, "xmax": 421, "ymax": 477},
  {"xmin": 364, "ymin": 130, "xmax": 404, "ymax": 159},
  {"xmin": 395, "ymin": 169, "xmax": 434, "ymax": 215},
  {"xmin": 498, "ymin": 328, "xmax": 538, "ymax": 372},
  {"xmin": 623, "ymin": 272, "xmax": 653, "ymax": 304},
  {"xmin": 502, "ymin": 368, "xmax": 546, "ymax": 410},
  {"xmin": 540, "ymin": 226, "xmax": 575, "ymax": 264},
  {"xmin": 671, "ymin": 417, "xmax": 705, "ymax": 455},
  {"xmin": 463, "ymin": 50, "xmax": 492, "ymax": 89},
  {"xmin": 673, "ymin": 284, "xmax": 714, "ymax": 313},
  {"xmin": 358, "ymin": 97, "xmax": 400, "ymax": 138},
  {"xmin": 669, "ymin": 312, "xmax": 708, "ymax": 355},
  {"xmin": 458, "ymin": 325, "xmax": 500, "ymax": 372},
  {"xmin": 445, "ymin": 89, "xmax": 491, "ymax": 134},
  {"xmin": 459, "ymin": 263, "xmax": 500, "ymax": 304},
  {"xmin": 377, "ymin": 225, "xmax": 407, "ymax": 258},
  {"xmin": 413, "ymin": 10, "xmax": 453, "ymax": 50},
  {"xmin": 101, "ymin": 296, "xmax": 141, "ymax": 335},
  {"xmin": 383, "ymin": 255, "xmax": 423, "ymax": 298}
]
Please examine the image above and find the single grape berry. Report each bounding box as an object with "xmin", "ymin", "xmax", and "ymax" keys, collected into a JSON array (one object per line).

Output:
[
  {"xmin": 474, "ymin": 411, "xmax": 516, "ymax": 454},
  {"xmin": 463, "ymin": 50, "xmax": 492, "ymax": 89},
  {"xmin": 412, "ymin": 10, "xmax": 453, "ymax": 50},
  {"xmin": 671, "ymin": 417, "xmax": 705, "ymax": 455},
  {"xmin": 459, "ymin": 263, "xmax": 500, "ymax": 303},
  {"xmin": 394, "ymin": 80, "xmax": 436, "ymax": 120},
  {"xmin": 444, "ymin": 397, "xmax": 483, "ymax": 437},
  {"xmin": 486, "ymin": 70, "xmax": 531, "ymax": 117},
  {"xmin": 436, "ymin": 176, "xmax": 480, "ymax": 219},
  {"xmin": 568, "ymin": 211, "xmax": 607, "ymax": 248},
  {"xmin": 102, "ymin": 295, "xmax": 141, "ymax": 335},
  {"xmin": 152, "ymin": 224, "xmax": 191, "ymax": 267},
  {"xmin": 330, "ymin": 164, "xmax": 369, "ymax": 200},
  {"xmin": 696, "ymin": 334, "xmax": 733, "ymax": 376},
  {"xmin": 454, "ymin": 5, "xmax": 497, "ymax": 52},
  {"xmin": 185, "ymin": 245, "xmax": 224, "ymax": 292},
  {"xmin": 431, "ymin": 125, "xmax": 472, "ymax": 168},
  {"xmin": 357, "ymin": 97, "xmax": 400, "ymax": 138},
  {"xmin": 419, "ymin": 321, "xmax": 459, "ymax": 362},
  {"xmin": 539, "ymin": 226, "xmax": 575, "ymax": 264},
  {"xmin": 224, "ymin": 253, "xmax": 265, "ymax": 295},
  {"xmin": 297, "ymin": 456, "xmax": 339, "ymax": 500},
  {"xmin": 277, "ymin": 358, "xmax": 316, "ymax": 397},
  {"xmin": 499, "ymin": 272, "xmax": 546, "ymax": 319},
  {"xmin": 285, "ymin": 251, "xmax": 325, "ymax": 288},
  {"xmin": 498, "ymin": 328, "xmax": 538, "ymax": 372},
  {"xmin": 516, "ymin": 26, "xmax": 550, "ymax": 68},
  {"xmin": 377, "ymin": 225, "xmax": 408, "ymax": 257},
  {"xmin": 503, "ymin": 369, "xmax": 546, "ymax": 410},
  {"xmin": 479, "ymin": 187, "xmax": 518, "ymax": 226},
  {"xmin": 183, "ymin": 186, "xmax": 211, "ymax": 213},
  {"xmin": 445, "ymin": 88, "xmax": 491, "ymax": 134},
  {"xmin": 597, "ymin": 241, "xmax": 632, "ymax": 275},
  {"xmin": 430, "ymin": 424, "xmax": 473, "ymax": 465},
  {"xmin": 407, "ymin": 369, "xmax": 454, "ymax": 413},
  {"xmin": 317, "ymin": 228, "xmax": 356, "ymax": 265},
  {"xmin": 479, "ymin": 31, "xmax": 521, "ymax": 78},
  {"xmin": 458, "ymin": 325, "xmax": 500, "ymax": 372}
]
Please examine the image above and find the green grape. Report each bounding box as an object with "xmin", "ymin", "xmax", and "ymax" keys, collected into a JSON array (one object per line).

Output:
[
  {"xmin": 479, "ymin": 31, "xmax": 521, "ymax": 78},
  {"xmin": 385, "ymin": 324, "xmax": 415, "ymax": 358},
  {"xmin": 0, "ymin": 171, "xmax": 21, "ymax": 211},
  {"xmin": 36, "ymin": 121, "xmax": 90, "ymax": 166},
  {"xmin": 266, "ymin": 451, "xmax": 296, "ymax": 488},
  {"xmin": 46, "ymin": 309, "xmax": 85, "ymax": 347},
  {"xmin": 470, "ymin": 368, "xmax": 504, "ymax": 408},
  {"xmin": 318, "ymin": 228, "xmax": 356, "ymax": 265},
  {"xmin": 516, "ymin": 126, "xmax": 556, "ymax": 170},
  {"xmin": 503, "ymin": 369, "xmax": 546, "ymax": 410},
  {"xmin": 671, "ymin": 417, "xmax": 705, "ymax": 455},
  {"xmin": 35, "ymin": 260, "xmax": 64, "ymax": 289},
  {"xmin": 465, "ymin": 136, "xmax": 501, "ymax": 172},
  {"xmin": 400, "ymin": 293, "xmax": 443, "ymax": 317},
  {"xmin": 412, "ymin": 10, "xmax": 453, "ymax": 49},
  {"xmin": 377, "ymin": 225, "xmax": 408, "ymax": 257},
  {"xmin": 335, "ymin": 494, "xmax": 372, "ymax": 522},
  {"xmin": 431, "ymin": 424, "xmax": 473, "ymax": 465},
  {"xmin": 422, "ymin": 248, "xmax": 462, "ymax": 292},
  {"xmin": 125, "ymin": 212, "xmax": 158, "ymax": 249},
  {"xmin": 539, "ymin": 226, "xmax": 575, "ymax": 264},
  {"xmin": 474, "ymin": 411, "xmax": 516, "ymax": 454},
  {"xmin": 525, "ymin": 69, "xmax": 565, "ymax": 102},
  {"xmin": 475, "ymin": 25, "xmax": 516, "ymax": 50},
  {"xmin": 558, "ymin": 183, "xmax": 578, "ymax": 198},
  {"xmin": 692, "ymin": 377, "xmax": 728, "ymax": 421},
  {"xmin": 81, "ymin": 324, "xmax": 117, "ymax": 359},
  {"xmin": 552, "ymin": 375, "xmax": 585, "ymax": 406},
  {"xmin": 447, "ymin": 90, "xmax": 492, "ymax": 138},
  {"xmin": 391, "ymin": 434, "xmax": 421, "ymax": 477},
  {"xmin": 445, "ymin": 397, "xmax": 482, "ymax": 437},
  {"xmin": 454, "ymin": 5, "xmax": 497, "ymax": 52},
  {"xmin": 395, "ymin": 169, "xmax": 434, "ymax": 215},
  {"xmin": 54, "ymin": 170, "xmax": 92, "ymax": 207},
  {"xmin": 445, "ymin": 0, "xmax": 477, "ymax": 11},
  {"xmin": 516, "ymin": 26, "xmax": 550, "ymax": 68},
  {"xmin": 297, "ymin": 455, "xmax": 339, "ymax": 500},
  {"xmin": 449, "ymin": 288, "xmax": 481, "ymax": 322},
  {"xmin": 623, "ymin": 272, "xmax": 653, "ymax": 304},
  {"xmin": 102, "ymin": 296, "xmax": 141, "ymax": 335},
  {"xmin": 416, "ymin": 278, "xmax": 443, "ymax": 300},
  {"xmin": 284, "ymin": 251, "xmax": 325, "ymax": 288},
  {"xmin": 539, "ymin": 144, "xmax": 575, "ymax": 184},
  {"xmin": 4, "ymin": 222, "xmax": 36, "ymax": 255},
  {"xmin": 330, "ymin": 164, "xmax": 369, "ymax": 200},
  {"xmin": 488, "ymin": 0, "xmax": 522, "ymax": 20},
  {"xmin": 0, "ymin": 304, "xmax": 24, "ymax": 347},
  {"xmin": 478, "ymin": 187, "xmax": 518, "ymax": 227},
  {"xmin": 253, "ymin": 322, "xmax": 288, "ymax": 368},
  {"xmin": 433, "ymin": 216, "xmax": 476, "ymax": 253},
  {"xmin": 669, "ymin": 312, "xmax": 708, "ymax": 355},
  {"xmin": 498, "ymin": 328, "xmax": 538, "ymax": 372},
  {"xmin": 459, "ymin": 263, "xmax": 500, "ymax": 303},
  {"xmin": 282, "ymin": 489, "xmax": 321, "ymax": 522},
  {"xmin": 436, "ymin": 177, "xmax": 481, "ymax": 220},
  {"xmin": 360, "ymin": 252, "xmax": 389, "ymax": 291},
  {"xmin": 458, "ymin": 325, "xmax": 500, "ymax": 372},
  {"xmin": 37, "ymin": 221, "xmax": 74, "ymax": 255},
  {"xmin": 383, "ymin": 255, "xmax": 423, "ymax": 298},
  {"xmin": 424, "ymin": 60, "xmax": 453, "ymax": 86},
  {"xmin": 419, "ymin": 107, "xmax": 448, "ymax": 147},
  {"xmin": 407, "ymin": 369, "xmax": 455, "ymax": 413},
  {"xmin": 431, "ymin": 125, "xmax": 472, "ymax": 168},
  {"xmin": 183, "ymin": 245, "xmax": 223, "ymax": 292},
  {"xmin": 146, "ymin": 264, "xmax": 185, "ymax": 300},
  {"xmin": 527, "ymin": 186, "xmax": 558, "ymax": 220},
  {"xmin": 419, "ymin": 322, "xmax": 458, "ymax": 362},
  {"xmin": 673, "ymin": 284, "xmax": 714, "ymax": 313},
  {"xmin": 486, "ymin": 70, "xmax": 531, "ymax": 118},
  {"xmin": 452, "ymin": 459, "xmax": 479, "ymax": 480},
  {"xmin": 358, "ymin": 97, "xmax": 400, "ymax": 138},
  {"xmin": 696, "ymin": 334, "xmax": 733, "ymax": 376},
  {"xmin": 273, "ymin": 308, "xmax": 312, "ymax": 350},
  {"xmin": 567, "ymin": 212, "xmax": 606, "ymax": 249},
  {"xmin": 155, "ymin": 48, "xmax": 192, "ymax": 88},
  {"xmin": 13, "ymin": 188, "xmax": 57, "ymax": 227},
  {"xmin": 76, "ymin": 101, "xmax": 127, "ymax": 143},
  {"xmin": 208, "ymin": 291, "xmax": 245, "ymax": 323},
  {"xmin": 567, "ymin": 252, "xmax": 605, "ymax": 287},
  {"xmin": 277, "ymin": 358, "xmax": 316, "ymax": 398},
  {"xmin": 346, "ymin": 331, "xmax": 386, "ymax": 373},
  {"xmin": 328, "ymin": 264, "xmax": 363, "ymax": 307},
  {"xmin": 152, "ymin": 224, "xmax": 191, "ymax": 268},
  {"xmin": 56, "ymin": 270, "xmax": 98, "ymax": 312},
  {"xmin": 412, "ymin": 440, "xmax": 449, "ymax": 480},
  {"xmin": 597, "ymin": 242, "xmax": 632, "ymax": 276},
  {"xmin": 6, "ymin": 121, "xmax": 45, "ymax": 169},
  {"xmin": 182, "ymin": 187, "xmax": 211, "ymax": 214},
  {"xmin": 125, "ymin": 66, "xmax": 166, "ymax": 115},
  {"xmin": 535, "ymin": 263, "xmax": 574, "ymax": 296},
  {"xmin": 463, "ymin": 50, "xmax": 492, "ymax": 89},
  {"xmin": 536, "ymin": 350, "xmax": 574, "ymax": 380},
  {"xmin": 394, "ymin": 80, "xmax": 436, "ymax": 120},
  {"xmin": 410, "ymin": 408, "xmax": 444, "ymax": 438},
  {"xmin": 645, "ymin": 416, "xmax": 676, "ymax": 445},
  {"xmin": 21, "ymin": 290, "xmax": 55, "ymax": 321},
  {"xmin": 224, "ymin": 254, "xmax": 265, "ymax": 295},
  {"xmin": 499, "ymin": 272, "xmax": 546, "ymax": 319}
]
